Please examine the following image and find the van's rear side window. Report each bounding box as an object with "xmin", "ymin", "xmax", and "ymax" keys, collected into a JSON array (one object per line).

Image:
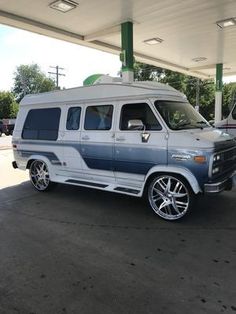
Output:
[
  {"xmin": 84, "ymin": 105, "xmax": 113, "ymax": 130},
  {"xmin": 22, "ymin": 108, "xmax": 61, "ymax": 140},
  {"xmin": 66, "ymin": 107, "xmax": 81, "ymax": 130}
]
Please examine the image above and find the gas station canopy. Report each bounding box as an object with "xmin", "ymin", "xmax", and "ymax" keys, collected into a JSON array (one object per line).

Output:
[{"xmin": 0, "ymin": 0, "xmax": 236, "ymax": 79}]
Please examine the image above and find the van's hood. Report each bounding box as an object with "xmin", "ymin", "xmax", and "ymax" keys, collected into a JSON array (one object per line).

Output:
[
  {"xmin": 168, "ymin": 127, "xmax": 236, "ymax": 151},
  {"xmin": 185, "ymin": 127, "xmax": 236, "ymax": 150}
]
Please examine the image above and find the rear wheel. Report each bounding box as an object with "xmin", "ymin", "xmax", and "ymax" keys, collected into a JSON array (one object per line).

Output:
[
  {"xmin": 147, "ymin": 174, "xmax": 193, "ymax": 220},
  {"xmin": 29, "ymin": 160, "xmax": 55, "ymax": 191}
]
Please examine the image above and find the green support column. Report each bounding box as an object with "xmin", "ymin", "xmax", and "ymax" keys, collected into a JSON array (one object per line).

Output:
[
  {"xmin": 120, "ymin": 21, "xmax": 134, "ymax": 83},
  {"xmin": 215, "ymin": 63, "xmax": 223, "ymax": 123}
]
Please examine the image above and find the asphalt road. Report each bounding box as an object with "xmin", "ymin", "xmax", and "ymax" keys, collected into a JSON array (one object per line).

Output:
[{"xmin": 0, "ymin": 141, "xmax": 236, "ymax": 314}]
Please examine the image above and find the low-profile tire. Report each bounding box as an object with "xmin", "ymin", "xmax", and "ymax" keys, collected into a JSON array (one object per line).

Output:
[
  {"xmin": 29, "ymin": 160, "xmax": 56, "ymax": 192},
  {"xmin": 147, "ymin": 174, "xmax": 194, "ymax": 221}
]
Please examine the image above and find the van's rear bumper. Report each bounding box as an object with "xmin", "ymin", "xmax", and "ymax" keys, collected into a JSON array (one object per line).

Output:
[
  {"xmin": 12, "ymin": 161, "xmax": 18, "ymax": 169},
  {"xmin": 204, "ymin": 171, "xmax": 235, "ymax": 193}
]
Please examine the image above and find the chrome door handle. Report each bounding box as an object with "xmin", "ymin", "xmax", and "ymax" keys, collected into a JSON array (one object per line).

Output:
[
  {"xmin": 82, "ymin": 135, "xmax": 90, "ymax": 140},
  {"xmin": 116, "ymin": 137, "xmax": 125, "ymax": 141}
]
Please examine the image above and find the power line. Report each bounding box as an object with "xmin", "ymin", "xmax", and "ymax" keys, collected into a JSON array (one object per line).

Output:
[{"xmin": 48, "ymin": 65, "xmax": 65, "ymax": 88}]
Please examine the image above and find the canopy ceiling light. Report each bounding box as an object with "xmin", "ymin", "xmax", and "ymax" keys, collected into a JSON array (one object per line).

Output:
[
  {"xmin": 216, "ymin": 18, "xmax": 236, "ymax": 28},
  {"xmin": 49, "ymin": 0, "xmax": 78, "ymax": 13},
  {"xmin": 144, "ymin": 38, "xmax": 163, "ymax": 45}
]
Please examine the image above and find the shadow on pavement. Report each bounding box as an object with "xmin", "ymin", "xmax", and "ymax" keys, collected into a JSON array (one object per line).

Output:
[
  {"xmin": 1, "ymin": 181, "xmax": 235, "ymax": 229},
  {"xmin": 0, "ymin": 182, "xmax": 235, "ymax": 314}
]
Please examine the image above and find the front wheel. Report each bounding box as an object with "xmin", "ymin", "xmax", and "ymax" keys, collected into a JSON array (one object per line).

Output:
[
  {"xmin": 147, "ymin": 175, "xmax": 193, "ymax": 220},
  {"xmin": 29, "ymin": 160, "xmax": 55, "ymax": 191}
]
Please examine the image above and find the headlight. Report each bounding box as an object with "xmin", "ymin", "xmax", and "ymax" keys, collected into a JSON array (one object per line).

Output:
[
  {"xmin": 213, "ymin": 154, "xmax": 221, "ymax": 162},
  {"xmin": 212, "ymin": 167, "xmax": 220, "ymax": 174}
]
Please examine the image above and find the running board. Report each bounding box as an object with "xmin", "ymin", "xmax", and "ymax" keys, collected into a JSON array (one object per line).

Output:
[
  {"xmin": 66, "ymin": 179, "xmax": 108, "ymax": 188},
  {"xmin": 114, "ymin": 187, "xmax": 140, "ymax": 194}
]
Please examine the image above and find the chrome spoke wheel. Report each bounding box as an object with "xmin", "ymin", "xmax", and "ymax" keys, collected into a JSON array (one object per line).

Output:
[
  {"xmin": 30, "ymin": 160, "xmax": 50, "ymax": 191},
  {"xmin": 148, "ymin": 175, "xmax": 190, "ymax": 220}
]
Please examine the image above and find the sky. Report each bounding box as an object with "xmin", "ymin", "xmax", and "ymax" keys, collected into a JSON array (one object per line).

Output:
[
  {"xmin": 0, "ymin": 24, "xmax": 235, "ymax": 92},
  {"xmin": 0, "ymin": 24, "xmax": 121, "ymax": 91}
]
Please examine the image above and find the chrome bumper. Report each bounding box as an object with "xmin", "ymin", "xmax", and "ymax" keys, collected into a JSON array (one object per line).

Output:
[{"xmin": 204, "ymin": 171, "xmax": 236, "ymax": 193}]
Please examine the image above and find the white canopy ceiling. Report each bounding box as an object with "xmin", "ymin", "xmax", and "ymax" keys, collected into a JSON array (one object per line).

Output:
[{"xmin": 0, "ymin": 0, "xmax": 236, "ymax": 79}]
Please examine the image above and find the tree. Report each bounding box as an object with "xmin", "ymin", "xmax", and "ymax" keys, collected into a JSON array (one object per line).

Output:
[
  {"xmin": 160, "ymin": 69, "xmax": 187, "ymax": 93},
  {"xmin": 222, "ymin": 82, "xmax": 236, "ymax": 118},
  {"xmin": 12, "ymin": 64, "xmax": 56, "ymax": 102},
  {"xmin": 133, "ymin": 62, "xmax": 222, "ymax": 120},
  {"xmin": 0, "ymin": 91, "xmax": 19, "ymax": 119},
  {"xmin": 184, "ymin": 77, "xmax": 215, "ymax": 120},
  {"xmin": 134, "ymin": 62, "xmax": 164, "ymax": 81}
]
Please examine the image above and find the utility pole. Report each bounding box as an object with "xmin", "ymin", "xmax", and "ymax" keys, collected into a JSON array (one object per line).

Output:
[
  {"xmin": 48, "ymin": 66, "xmax": 65, "ymax": 89},
  {"xmin": 195, "ymin": 78, "xmax": 200, "ymax": 111}
]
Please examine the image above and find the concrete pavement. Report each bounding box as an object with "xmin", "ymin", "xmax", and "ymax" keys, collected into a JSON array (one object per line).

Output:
[
  {"xmin": 0, "ymin": 134, "xmax": 12, "ymax": 151},
  {"xmin": 0, "ymin": 144, "xmax": 236, "ymax": 314}
]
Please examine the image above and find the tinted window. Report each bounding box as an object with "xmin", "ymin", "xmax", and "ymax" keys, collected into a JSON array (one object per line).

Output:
[
  {"xmin": 232, "ymin": 104, "xmax": 236, "ymax": 120},
  {"xmin": 155, "ymin": 100, "xmax": 210, "ymax": 130},
  {"xmin": 66, "ymin": 107, "xmax": 81, "ymax": 130},
  {"xmin": 120, "ymin": 103, "xmax": 162, "ymax": 130},
  {"xmin": 84, "ymin": 105, "xmax": 113, "ymax": 130},
  {"xmin": 22, "ymin": 108, "xmax": 61, "ymax": 140}
]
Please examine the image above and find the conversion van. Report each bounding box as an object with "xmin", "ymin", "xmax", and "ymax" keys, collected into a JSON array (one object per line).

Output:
[
  {"xmin": 215, "ymin": 102, "xmax": 236, "ymax": 137},
  {"xmin": 12, "ymin": 77, "xmax": 236, "ymax": 221}
]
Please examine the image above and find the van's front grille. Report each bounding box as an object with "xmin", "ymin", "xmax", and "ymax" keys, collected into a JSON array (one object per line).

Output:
[{"xmin": 211, "ymin": 146, "xmax": 236, "ymax": 180}]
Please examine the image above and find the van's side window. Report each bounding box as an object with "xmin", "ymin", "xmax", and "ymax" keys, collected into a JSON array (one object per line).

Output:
[
  {"xmin": 22, "ymin": 108, "xmax": 61, "ymax": 140},
  {"xmin": 232, "ymin": 104, "xmax": 236, "ymax": 120},
  {"xmin": 66, "ymin": 107, "xmax": 81, "ymax": 130},
  {"xmin": 120, "ymin": 103, "xmax": 162, "ymax": 130},
  {"xmin": 84, "ymin": 105, "xmax": 113, "ymax": 130}
]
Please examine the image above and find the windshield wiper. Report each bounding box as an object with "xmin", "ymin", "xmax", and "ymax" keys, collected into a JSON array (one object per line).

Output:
[
  {"xmin": 194, "ymin": 121, "xmax": 210, "ymax": 129},
  {"xmin": 175, "ymin": 122, "xmax": 195, "ymax": 130},
  {"xmin": 196, "ymin": 121, "xmax": 209, "ymax": 125},
  {"xmin": 175, "ymin": 120, "xmax": 210, "ymax": 130}
]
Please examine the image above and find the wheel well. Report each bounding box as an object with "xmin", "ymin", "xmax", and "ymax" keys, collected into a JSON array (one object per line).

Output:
[
  {"xmin": 143, "ymin": 172, "xmax": 194, "ymax": 196},
  {"xmin": 26, "ymin": 159, "xmax": 35, "ymax": 169}
]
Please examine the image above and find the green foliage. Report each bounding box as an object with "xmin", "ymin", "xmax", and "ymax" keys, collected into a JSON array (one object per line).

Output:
[
  {"xmin": 184, "ymin": 77, "xmax": 215, "ymax": 120},
  {"xmin": 160, "ymin": 70, "xmax": 187, "ymax": 93},
  {"xmin": 222, "ymin": 82, "xmax": 236, "ymax": 118},
  {"xmin": 134, "ymin": 62, "xmax": 236, "ymax": 120},
  {"xmin": 12, "ymin": 64, "xmax": 56, "ymax": 102},
  {"xmin": 134, "ymin": 62, "xmax": 164, "ymax": 81},
  {"xmin": 0, "ymin": 91, "xmax": 19, "ymax": 119}
]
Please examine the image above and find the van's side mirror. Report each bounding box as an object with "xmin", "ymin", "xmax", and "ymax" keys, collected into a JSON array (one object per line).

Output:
[{"xmin": 128, "ymin": 119, "xmax": 144, "ymax": 130}]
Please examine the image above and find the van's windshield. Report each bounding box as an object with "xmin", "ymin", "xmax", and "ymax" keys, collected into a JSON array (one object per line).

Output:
[{"xmin": 154, "ymin": 100, "xmax": 210, "ymax": 130}]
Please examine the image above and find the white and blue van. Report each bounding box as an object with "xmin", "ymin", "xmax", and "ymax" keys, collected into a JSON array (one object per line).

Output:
[{"xmin": 12, "ymin": 77, "xmax": 236, "ymax": 221}]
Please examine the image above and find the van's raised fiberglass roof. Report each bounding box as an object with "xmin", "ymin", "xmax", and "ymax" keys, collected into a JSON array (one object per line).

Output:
[{"xmin": 20, "ymin": 81, "xmax": 186, "ymax": 106}]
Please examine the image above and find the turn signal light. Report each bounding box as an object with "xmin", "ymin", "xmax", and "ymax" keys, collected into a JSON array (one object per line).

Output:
[{"xmin": 194, "ymin": 156, "xmax": 206, "ymax": 164}]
